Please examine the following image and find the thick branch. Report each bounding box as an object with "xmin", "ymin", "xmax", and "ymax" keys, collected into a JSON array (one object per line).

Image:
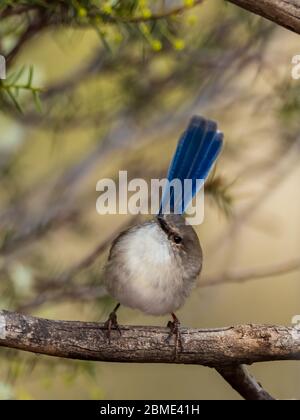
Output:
[
  {"xmin": 0, "ymin": 311, "xmax": 299, "ymax": 367},
  {"xmin": 227, "ymin": 0, "xmax": 300, "ymax": 34}
]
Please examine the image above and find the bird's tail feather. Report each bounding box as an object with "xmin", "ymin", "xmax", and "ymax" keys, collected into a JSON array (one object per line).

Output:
[{"xmin": 159, "ymin": 116, "xmax": 223, "ymax": 214}]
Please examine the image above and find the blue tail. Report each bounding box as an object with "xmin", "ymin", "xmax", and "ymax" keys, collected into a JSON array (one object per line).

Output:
[{"xmin": 159, "ymin": 116, "xmax": 223, "ymax": 214}]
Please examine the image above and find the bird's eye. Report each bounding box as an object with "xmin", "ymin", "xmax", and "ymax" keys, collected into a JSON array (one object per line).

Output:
[{"xmin": 173, "ymin": 235, "xmax": 182, "ymax": 244}]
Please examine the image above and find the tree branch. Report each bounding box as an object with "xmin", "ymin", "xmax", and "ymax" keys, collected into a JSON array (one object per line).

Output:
[
  {"xmin": 16, "ymin": 285, "xmax": 107, "ymax": 313},
  {"xmin": 15, "ymin": 253, "xmax": 300, "ymax": 313},
  {"xmin": 0, "ymin": 311, "xmax": 299, "ymax": 366},
  {"xmin": 6, "ymin": 15, "xmax": 48, "ymax": 66},
  {"xmin": 2, "ymin": 312, "xmax": 300, "ymax": 399},
  {"xmin": 33, "ymin": 215, "xmax": 139, "ymax": 292},
  {"xmin": 227, "ymin": 0, "xmax": 300, "ymax": 34},
  {"xmin": 0, "ymin": 205, "xmax": 79, "ymax": 256},
  {"xmin": 202, "ymin": 257, "xmax": 300, "ymax": 287},
  {"xmin": 0, "ymin": 5, "xmax": 36, "ymax": 19},
  {"xmin": 216, "ymin": 365, "xmax": 275, "ymax": 400}
]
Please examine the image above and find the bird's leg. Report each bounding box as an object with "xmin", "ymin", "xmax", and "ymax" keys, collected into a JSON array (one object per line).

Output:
[
  {"xmin": 104, "ymin": 303, "xmax": 121, "ymax": 343},
  {"xmin": 166, "ymin": 312, "xmax": 183, "ymax": 357}
]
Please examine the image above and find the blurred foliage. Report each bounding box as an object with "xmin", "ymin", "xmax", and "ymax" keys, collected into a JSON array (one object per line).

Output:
[
  {"xmin": 0, "ymin": 66, "xmax": 42, "ymax": 113},
  {"xmin": 0, "ymin": 0, "xmax": 300, "ymax": 400},
  {"xmin": 277, "ymin": 81, "xmax": 300, "ymax": 142}
]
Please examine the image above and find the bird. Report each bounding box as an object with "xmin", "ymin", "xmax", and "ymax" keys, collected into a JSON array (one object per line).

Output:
[{"xmin": 103, "ymin": 116, "xmax": 223, "ymax": 353}]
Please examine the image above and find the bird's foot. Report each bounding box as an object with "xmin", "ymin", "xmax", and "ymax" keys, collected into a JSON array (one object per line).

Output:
[
  {"xmin": 103, "ymin": 307, "xmax": 121, "ymax": 344},
  {"xmin": 166, "ymin": 313, "xmax": 183, "ymax": 358}
]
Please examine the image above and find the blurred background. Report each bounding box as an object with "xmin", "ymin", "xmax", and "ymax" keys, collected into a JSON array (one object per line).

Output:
[{"xmin": 0, "ymin": 0, "xmax": 300, "ymax": 400}]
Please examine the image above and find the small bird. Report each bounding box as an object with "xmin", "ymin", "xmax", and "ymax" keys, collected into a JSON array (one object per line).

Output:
[{"xmin": 104, "ymin": 116, "xmax": 223, "ymax": 352}]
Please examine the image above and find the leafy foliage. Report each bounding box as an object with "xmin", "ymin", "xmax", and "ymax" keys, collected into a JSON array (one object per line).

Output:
[{"xmin": 0, "ymin": 66, "xmax": 42, "ymax": 113}]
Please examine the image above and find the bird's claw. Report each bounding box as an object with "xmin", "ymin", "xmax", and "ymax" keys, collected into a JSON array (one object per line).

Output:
[
  {"xmin": 165, "ymin": 316, "xmax": 183, "ymax": 358},
  {"xmin": 104, "ymin": 310, "xmax": 121, "ymax": 344}
]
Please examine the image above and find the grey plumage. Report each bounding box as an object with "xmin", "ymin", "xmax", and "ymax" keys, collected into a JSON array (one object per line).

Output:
[{"xmin": 104, "ymin": 214, "xmax": 202, "ymax": 316}]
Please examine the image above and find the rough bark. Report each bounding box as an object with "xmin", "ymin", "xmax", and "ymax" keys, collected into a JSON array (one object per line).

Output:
[{"xmin": 0, "ymin": 311, "xmax": 299, "ymax": 366}]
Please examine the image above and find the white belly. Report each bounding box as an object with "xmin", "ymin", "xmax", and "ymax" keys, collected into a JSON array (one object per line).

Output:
[{"xmin": 105, "ymin": 222, "xmax": 195, "ymax": 315}]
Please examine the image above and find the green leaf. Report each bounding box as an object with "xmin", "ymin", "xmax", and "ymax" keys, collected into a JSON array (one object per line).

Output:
[
  {"xmin": 33, "ymin": 90, "xmax": 43, "ymax": 113},
  {"xmin": 26, "ymin": 66, "xmax": 34, "ymax": 88},
  {"xmin": 5, "ymin": 88, "xmax": 23, "ymax": 113}
]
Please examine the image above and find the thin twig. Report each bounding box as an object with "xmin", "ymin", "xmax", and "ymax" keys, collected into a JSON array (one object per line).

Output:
[
  {"xmin": 202, "ymin": 257, "xmax": 300, "ymax": 287},
  {"xmin": 6, "ymin": 15, "xmax": 47, "ymax": 67},
  {"xmin": 0, "ymin": 5, "xmax": 37, "ymax": 19},
  {"xmin": 36, "ymin": 215, "xmax": 139, "ymax": 291},
  {"xmin": 17, "ymin": 285, "xmax": 108, "ymax": 313}
]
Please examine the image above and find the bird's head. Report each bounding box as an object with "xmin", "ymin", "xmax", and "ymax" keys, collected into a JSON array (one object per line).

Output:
[{"xmin": 156, "ymin": 213, "xmax": 202, "ymax": 279}]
